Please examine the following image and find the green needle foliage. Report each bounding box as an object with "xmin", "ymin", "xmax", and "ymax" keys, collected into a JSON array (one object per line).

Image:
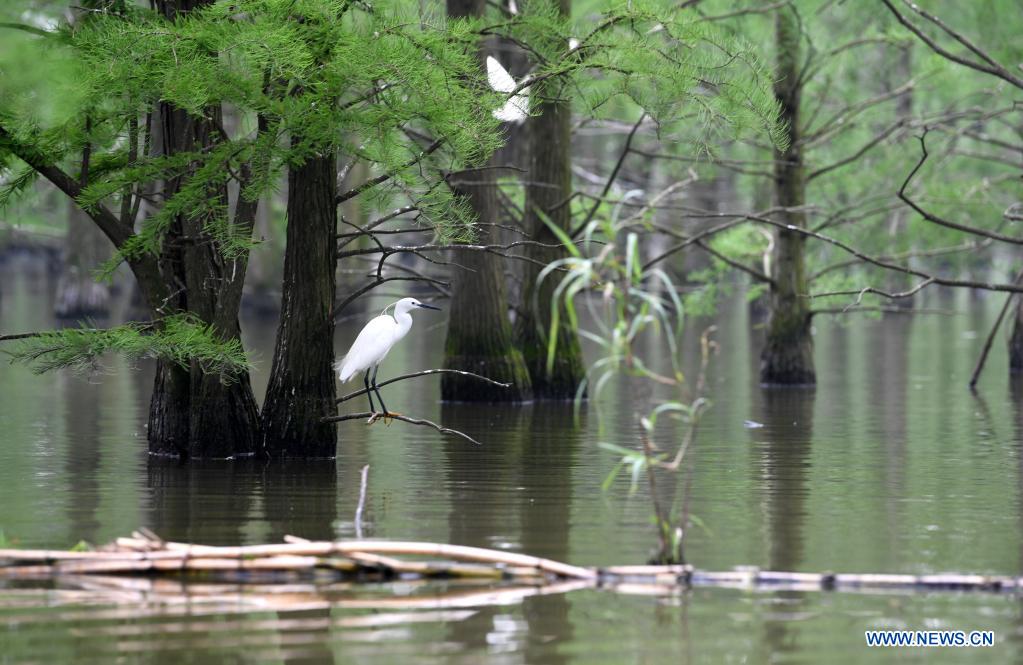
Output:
[
  {"xmin": 7, "ymin": 315, "xmax": 249, "ymax": 378},
  {"xmin": 507, "ymin": 0, "xmax": 786, "ymax": 151},
  {"xmin": 92, "ymin": 0, "xmax": 503, "ymax": 240}
]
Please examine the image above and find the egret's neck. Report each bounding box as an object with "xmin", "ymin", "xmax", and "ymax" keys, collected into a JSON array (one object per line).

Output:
[{"xmin": 393, "ymin": 309, "xmax": 413, "ymax": 341}]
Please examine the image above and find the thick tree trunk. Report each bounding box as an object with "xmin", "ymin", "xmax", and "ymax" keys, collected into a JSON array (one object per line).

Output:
[
  {"xmin": 760, "ymin": 7, "xmax": 815, "ymax": 385},
  {"xmin": 146, "ymin": 104, "xmax": 261, "ymax": 459},
  {"xmin": 442, "ymin": 0, "xmax": 531, "ymax": 402},
  {"xmin": 515, "ymin": 5, "xmax": 586, "ymax": 398},
  {"xmin": 148, "ymin": 360, "xmax": 192, "ymax": 457},
  {"xmin": 261, "ymin": 151, "xmax": 338, "ymax": 457},
  {"xmin": 144, "ymin": 8, "xmax": 262, "ymax": 459},
  {"xmin": 443, "ymin": 170, "xmax": 533, "ymax": 401}
]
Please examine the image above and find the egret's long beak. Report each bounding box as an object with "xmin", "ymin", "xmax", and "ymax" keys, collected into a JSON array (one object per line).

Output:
[{"xmin": 418, "ymin": 303, "xmax": 442, "ymax": 311}]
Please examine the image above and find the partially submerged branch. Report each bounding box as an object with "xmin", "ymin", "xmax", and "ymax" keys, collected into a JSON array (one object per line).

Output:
[
  {"xmin": 4, "ymin": 532, "xmax": 1020, "ymax": 594},
  {"xmin": 969, "ymin": 268, "xmax": 1023, "ymax": 389}
]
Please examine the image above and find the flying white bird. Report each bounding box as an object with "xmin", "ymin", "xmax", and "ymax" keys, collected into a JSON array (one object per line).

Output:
[
  {"xmin": 486, "ymin": 56, "xmax": 530, "ymax": 123},
  {"xmin": 336, "ymin": 297, "xmax": 441, "ymax": 415}
]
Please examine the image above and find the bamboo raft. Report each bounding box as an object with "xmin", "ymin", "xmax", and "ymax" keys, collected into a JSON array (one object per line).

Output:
[{"xmin": 0, "ymin": 530, "xmax": 1018, "ymax": 596}]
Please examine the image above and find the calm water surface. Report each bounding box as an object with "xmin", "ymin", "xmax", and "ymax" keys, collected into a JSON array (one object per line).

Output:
[{"xmin": 2, "ymin": 257, "xmax": 1023, "ymax": 663}]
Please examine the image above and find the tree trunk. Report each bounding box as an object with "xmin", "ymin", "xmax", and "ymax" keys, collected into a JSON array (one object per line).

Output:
[
  {"xmin": 760, "ymin": 7, "xmax": 815, "ymax": 385},
  {"xmin": 443, "ymin": 170, "xmax": 533, "ymax": 401},
  {"xmin": 54, "ymin": 181, "xmax": 111, "ymax": 319},
  {"xmin": 442, "ymin": 0, "xmax": 532, "ymax": 402},
  {"xmin": 146, "ymin": 103, "xmax": 261, "ymax": 459},
  {"xmin": 144, "ymin": 4, "xmax": 262, "ymax": 459},
  {"xmin": 261, "ymin": 150, "xmax": 338, "ymax": 457},
  {"xmin": 1010, "ymin": 297, "xmax": 1023, "ymax": 373},
  {"xmin": 515, "ymin": 1, "xmax": 586, "ymax": 399},
  {"xmin": 884, "ymin": 42, "xmax": 916, "ymax": 308}
]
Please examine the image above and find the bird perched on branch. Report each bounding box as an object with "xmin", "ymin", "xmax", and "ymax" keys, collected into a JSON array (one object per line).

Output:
[{"xmin": 336, "ymin": 298, "xmax": 441, "ymax": 417}]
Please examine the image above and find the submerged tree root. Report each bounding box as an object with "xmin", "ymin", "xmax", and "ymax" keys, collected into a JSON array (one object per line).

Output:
[{"xmin": 0, "ymin": 531, "xmax": 1019, "ymax": 595}]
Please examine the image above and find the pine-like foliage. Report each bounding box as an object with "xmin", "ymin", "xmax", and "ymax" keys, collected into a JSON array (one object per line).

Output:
[{"xmin": 6, "ymin": 315, "xmax": 249, "ymax": 377}]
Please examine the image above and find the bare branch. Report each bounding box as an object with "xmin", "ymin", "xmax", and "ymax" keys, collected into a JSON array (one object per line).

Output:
[
  {"xmin": 802, "ymin": 80, "xmax": 915, "ymax": 147},
  {"xmin": 880, "ymin": 0, "xmax": 1023, "ymax": 90},
  {"xmin": 643, "ymin": 206, "xmax": 1023, "ymax": 295},
  {"xmin": 696, "ymin": 1, "xmax": 788, "ymax": 22},
  {"xmin": 807, "ymin": 119, "xmax": 905, "ymax": 181},
  {"xmin": 693, "ymin": 239, "xmax": 774, "ymax": 285},
  {"xmin": 627, "ymin": 148, "xmax": 776, "ymax": 177},
  {"xmin": 572, "ymin": 113, "xmax": 646, "ymax": 237},
  {"xmin": 809, "ymin": 278, "xmax": 935, "ymax": 309},
  {"xmin": 355, "ymin": 465, "xmax": 370, "ymax": 539},
  {"xmin": 969, "ymin": 268, "xmax": 1023, "ymax": 389},
  {"xmin": 642, "ymin": 214, "xmax": 769, "ymax": 270},
  {"xmin": 0, "ymin": 330, "xmax": 83, "ymax": 343},
  {"xmin": 810, "ymin": 238, "xmax": 988, "ymax": 281},
  {"xmin": 810, "ymin": 306, "xmax": 955, "ymax": 317},
  {"xmin": 0, "ymin": 124, "xmax": 131, "ymax": 248},
  {"xmin": 333, "ymin": 276, "xmax": 448, "ymax": 318},
  {"xmin": 336, "ymin": 139, "xmax": 444, "ymax": 205},
  {"xmin": 336, "ymin": 369, "xmax": 509, "ymax": 404},
  {"xmin": 323, "ymin": 411, "xmax": 483, "ymax": 446},
  {"xmin": 899, "ymin": 132, "xmax": 1023, "ymax": 246}
]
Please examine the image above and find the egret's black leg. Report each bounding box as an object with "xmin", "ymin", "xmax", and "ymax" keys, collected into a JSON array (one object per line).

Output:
[
  {"xmin": 371, "ymin": 366, "xmax": 389, "ymax": 415},
  {"xmin": 364, "ymin": 371, "xmax": 377, "ymax": 413}
]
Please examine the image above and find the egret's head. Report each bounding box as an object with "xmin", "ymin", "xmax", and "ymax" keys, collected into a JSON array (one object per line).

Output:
[{"xmin": 395, "ymin": 297, "xmax": 442, "ymax": 314}]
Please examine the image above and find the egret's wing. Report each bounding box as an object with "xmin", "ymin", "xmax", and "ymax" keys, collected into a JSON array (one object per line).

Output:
[
  {"xmin": 486, "ymin": 56, "xmax": 517, "ymax": 93},
  {"xmin": 493, "ymin": 88, "xmax": 529, "ymax": 123},
  {"xmin": 336, "ymin": 315, "xmax": 396, "ymax": 382}
]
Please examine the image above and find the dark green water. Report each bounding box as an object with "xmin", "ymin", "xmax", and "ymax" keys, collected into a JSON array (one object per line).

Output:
[{"xmin": 2, "ymin": 258, "xmax": 1023, "ymax": 663}]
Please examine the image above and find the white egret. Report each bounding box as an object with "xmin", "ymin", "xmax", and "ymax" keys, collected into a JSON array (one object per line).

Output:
[
  {"xmin": 486, "ymin": 56, "xmax": 530, "ymax": 123},
  {"xmin": 336, "ymin": 297, "xmax": 441, "ymax": 415}
]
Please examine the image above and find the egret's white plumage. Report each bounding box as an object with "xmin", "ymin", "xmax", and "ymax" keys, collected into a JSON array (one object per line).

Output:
[
  {"xmin": 486, "ymin": 56, "xmax": 530, "ymax": 123},
  {"xmin": 336, "ymin": 297, "xmax": 441, "ymax": 414}
]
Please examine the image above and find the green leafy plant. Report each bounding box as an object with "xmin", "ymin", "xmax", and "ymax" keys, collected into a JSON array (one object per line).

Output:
[{"xmin": 542, "ymin": 199, "xmax": 717, "ymax": 564}]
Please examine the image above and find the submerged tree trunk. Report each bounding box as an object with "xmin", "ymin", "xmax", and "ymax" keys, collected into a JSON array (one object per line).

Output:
[
  {"xmin": 443, "ymin": 170, "xmax": 533, "ymax": 401},
  {"xmin": 514, "ymin": 0, "xmax": 586, "ymax": 399},
  {"xmin": 261, "ymin": 151, "xmax": 338, "ymax": 457},
  {"xmin": 147, "ymin": 103, "xmax": 261, "ymax": 459},
  {"xmin": 760, "ymin": 7, "xmax": 815, "ymax": 385},
  {"xmin": 884, "ymin": 42, "xmax": 916, "ymax": 309},
  {"xmin": 144, "ymin": 8, "xmax": 262, "ymax": 458},
  {"xmin": 442, "ymin": 0, "xmax": 531, "ymax": 402},
  {"xmin": 55, "ymin": 187, "xmax": 111, "ymax": 319}
]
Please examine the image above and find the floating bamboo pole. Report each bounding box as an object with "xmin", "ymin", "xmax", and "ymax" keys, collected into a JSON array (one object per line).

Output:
[{"xmin": 1, "ymin": 533, "xmax": 1019, "ymax": 594}]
